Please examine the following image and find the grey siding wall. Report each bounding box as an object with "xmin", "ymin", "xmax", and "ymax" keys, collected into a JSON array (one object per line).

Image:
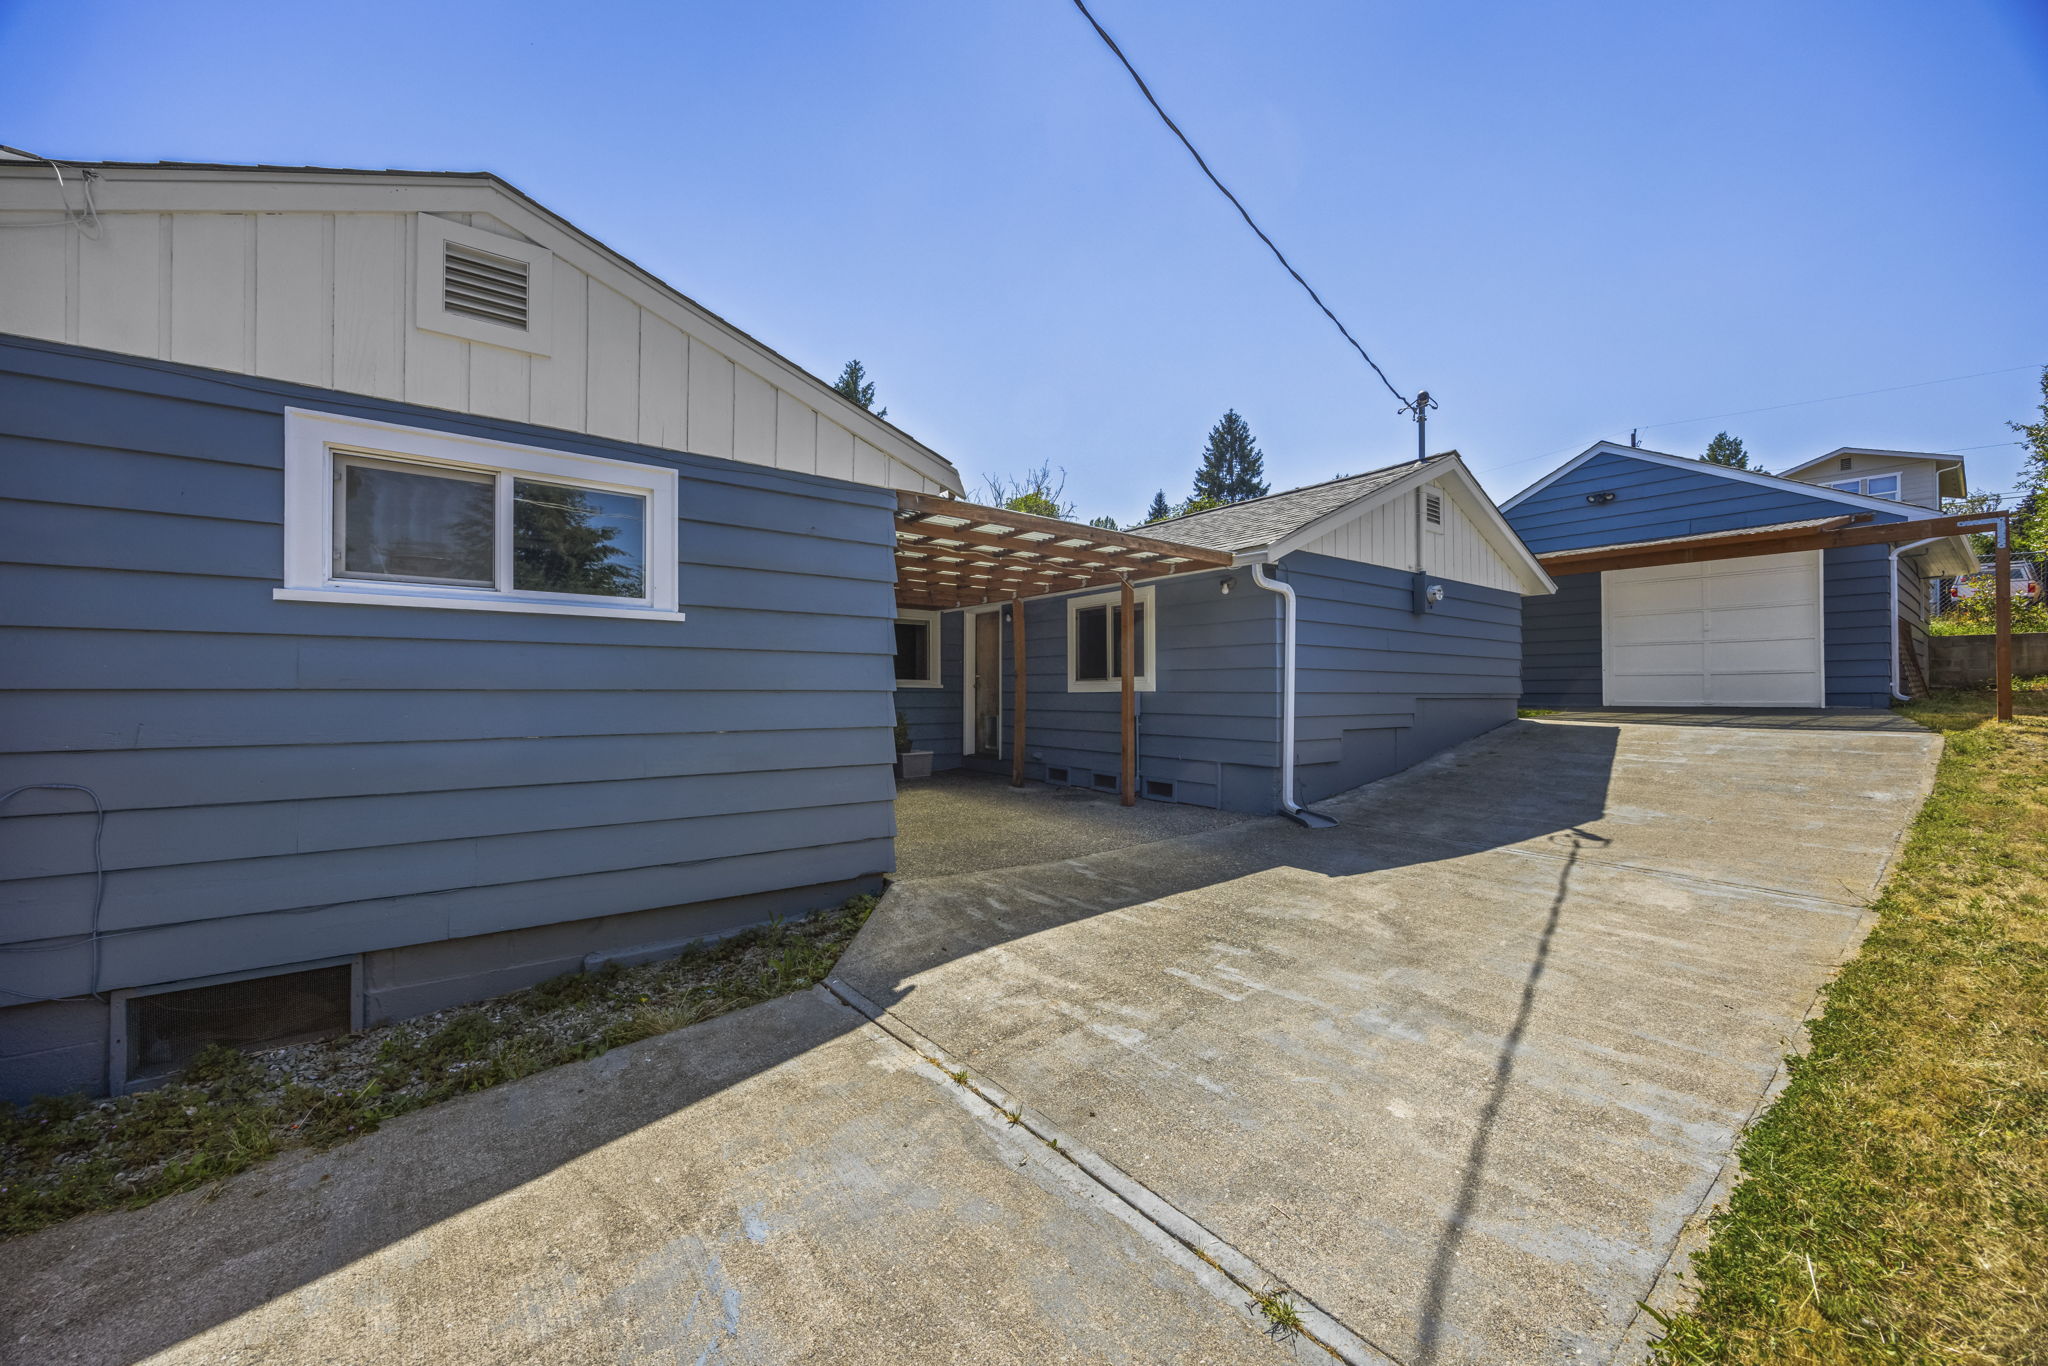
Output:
[
  {"xmin": 1506, "ymin": 451, "xmax": 1910, "ymax": 709},
  {"xmin": 1283, "ymin": 553, "xmax": 1521, "ymax": 805},
  {"xmin": 1520, "ymin": 572, "xmax": 1602, "ymax": 709},
  {"xmin": 893, "ymin": 555, "xmax": 1521, "ymax": 814},
  {"xmin": 1897, "ymin": 555, "xmax": 1930, "ymax": 694},
  {"xmin": 0, "ymin": 336, "xmax": 900, "ymax": 1100},
  {"xmin": 894, "ymin": 612, "xmax": 965, "ymax": 771}
]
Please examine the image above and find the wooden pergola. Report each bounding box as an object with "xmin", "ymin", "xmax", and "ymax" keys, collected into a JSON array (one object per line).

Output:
[
  {"xmin": 893, "ymin": 491, "xmax": 1234, "ymax": 801},
  {"xmin": 1537, "ymin": 509, "xmax": 2016, "ymax": 721}
]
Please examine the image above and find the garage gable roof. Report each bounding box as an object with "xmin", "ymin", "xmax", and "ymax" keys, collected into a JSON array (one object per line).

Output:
[{"xmin": 1501, "ymin": 442, "xmax": 1941, "ymax": 520}]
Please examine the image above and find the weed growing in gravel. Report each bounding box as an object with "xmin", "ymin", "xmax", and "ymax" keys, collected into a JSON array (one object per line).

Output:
[{"xmin": 0, "ymin": 895, "xmax": 877, "ymax": 1239}]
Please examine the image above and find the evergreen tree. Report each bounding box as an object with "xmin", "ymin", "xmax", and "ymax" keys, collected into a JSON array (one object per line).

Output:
[
  {"xmin": 1191, "ymin": 410, "xmax": 1269, "ymax": 504},
  {"xmin": 512, "ymin": 482, "xmax": 644, "ymax": 597},
  {"xmin": 1700, "ymin": 432, "xmax": 1751, "ymax": 468},
  {"xmin": 1089, "ymin": 514, "xmax": 1119, "ymax": 530},
  {"xmin": 1143, "ymin": 490, "xmax": 1173, "ymax": 524},
  {"xmin": 830, "ymin": 359, "xmax": 886, "ymax": 418},
  {"xmin": 2007, "ymin": 364, "xmax": 2048, "ymax": 553}
]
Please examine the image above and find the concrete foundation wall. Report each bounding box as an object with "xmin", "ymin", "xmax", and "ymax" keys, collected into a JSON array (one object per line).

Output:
[{"xmin": 1928, "ymin": 632, "xmax": 2048, "ymax": 687}]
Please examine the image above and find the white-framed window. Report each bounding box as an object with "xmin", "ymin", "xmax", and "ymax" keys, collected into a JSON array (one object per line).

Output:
[
  {"xmin": 414, "ymin": 215, "xmax": 553, "ymax": 356},
  {"xmin": 894, "ymin": 609, "xmax": 942, "ymax": 687},
  {"xmin": 1422, "ymin": 486, "xmax": 1446, "ymax": 533},
  {"xmin": 1066, "ymin": 585, "xmax": 1155, "ymax": 693},
  {"xmin": 1826, "ymin": 472, "xmax": 1901, "ymax": 500},
  {"xmin": 276, "ymin": 408, "xmax": 682, "ymax": 622}
]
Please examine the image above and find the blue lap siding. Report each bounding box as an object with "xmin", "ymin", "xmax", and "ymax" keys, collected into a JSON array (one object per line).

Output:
[
  {"xmin": 1504, "ymin": 450, "xmax": 1910, "ymax": 708},
  {"xmin": 0, "ymin": 336, "xmax": 901, "ymax": 1099},
  {"xmin": 895, "ymin": 553, "xmax": 1521, "ymax": 813}
]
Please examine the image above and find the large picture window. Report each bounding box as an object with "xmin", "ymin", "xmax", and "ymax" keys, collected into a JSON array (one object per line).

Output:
[
  {"xmin": 894, "ymin": 610, "xmax": 941, "ymax": 687},
  {"xmin": 280, "ymin": 409, "xmax": 680, "ymax": 621},
  {"xmin": 1067, "ymin": 586, "xmax": 1155, "ymax": 692},
  {"xmin": 1826, "ymin": 472, "xmax": 1901, "ymax": 500}
]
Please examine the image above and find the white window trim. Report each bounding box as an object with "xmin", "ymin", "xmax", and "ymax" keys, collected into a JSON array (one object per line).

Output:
[
  {"xmin": 276, "ymin": 408, "xmax": 682, "ymax": 623},
  {"xmin": 894, "ymin": 609, "xmax": 943, "ymax": 688},
  {"xmin": 1824, "ymin": 469, "xmax": 1903, "ymax": 500},
  {"xmin": 414, "ymin": 215, "xmax": 554, "ymax": 356},
  {"xmin": 1066, "ymin": 585, "xmax": 1156, "ymax": 693}
]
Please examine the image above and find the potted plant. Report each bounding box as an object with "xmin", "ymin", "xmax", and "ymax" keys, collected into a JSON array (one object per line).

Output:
[{"xmin": 893, "ymin": 709, "xmax": 933, "ymax": 781}]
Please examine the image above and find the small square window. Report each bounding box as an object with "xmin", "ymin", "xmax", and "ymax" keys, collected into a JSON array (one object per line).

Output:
[
  {"xmin": 894, "ymin": 610, "xmax": 941, "ymax": 687},
  {"xmin": 1864, "ymin": 473, "xmax": 1900, "ymax": 500},
  {"xmin": 1068, "ymin": 587, "xmax": 1153, "ymax": 692}
]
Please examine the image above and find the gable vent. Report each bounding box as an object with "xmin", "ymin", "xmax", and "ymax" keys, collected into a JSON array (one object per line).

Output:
[
  {"xmin": 1423, "ymin": 488, "xmax": 1444, "ymax": 526},
  {"xmin": 443, "ymin": 242, "xmax": 530, "ymax": 329}
]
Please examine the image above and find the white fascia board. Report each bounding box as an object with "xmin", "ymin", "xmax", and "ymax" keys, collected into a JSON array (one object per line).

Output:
[
  {"xmin": 1499, "ymin": 441, "xmax": 1934, "ymax": 520},
  {"xmin": 1, "ymin": 162, "xmax": 965, "ymax": 494},
  {"xmin": 1778, "ymin": 447, "xmax": 1956, "ymax": 477}
]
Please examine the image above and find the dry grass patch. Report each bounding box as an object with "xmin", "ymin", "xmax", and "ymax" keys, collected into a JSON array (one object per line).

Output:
[
  {"xmin": 1650, "ymin": 681, "xmax": 2048, "ymax": 1364},
  {"xmin": 0, "ymin": 895, "xmax": 876, "ymax": 1240}
]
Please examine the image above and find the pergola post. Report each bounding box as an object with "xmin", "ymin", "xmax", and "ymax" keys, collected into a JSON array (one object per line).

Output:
[
  {"xmin": 1994, "ymin": 524, "xmax": 2014, "ymax": 722},
  {"xmin": 1119, "ymin": 575, "xmax": 1136, "ymax": 807},
  {"xmin": 1010, "ymin": 594, "xmax": 1027, "ymax": 785}
]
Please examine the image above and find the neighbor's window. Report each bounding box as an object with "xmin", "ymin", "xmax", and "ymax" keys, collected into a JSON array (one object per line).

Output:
[
  {"xmin": 281, "ymin": 409, "xmax": 679, "ymax": 621},
  {"xmin": 1826, "ymin": 473, "xmax": 1901, "ymax": 500},
  {"xmin": 894, "ymin": 610, "xmax": 941, "ymax": 687},
  {"xmin": 1067, "ymin": 586, "xmax": 1155, "ymax": 692}
]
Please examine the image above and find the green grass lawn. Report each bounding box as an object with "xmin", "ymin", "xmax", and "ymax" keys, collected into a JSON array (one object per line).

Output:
[
  {"xmin": 0, "ymin": 895, "xmax": 875, "ymax": 1240},
  {"xmin": 1651, "ymin": 680, "xmax": 2048, "ymax": 1364}
]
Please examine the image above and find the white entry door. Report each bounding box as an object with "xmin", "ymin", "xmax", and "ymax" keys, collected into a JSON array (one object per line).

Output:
[{"xmin": 1601, "ymin": 550, "xmax": 1825, "ymax": 706}]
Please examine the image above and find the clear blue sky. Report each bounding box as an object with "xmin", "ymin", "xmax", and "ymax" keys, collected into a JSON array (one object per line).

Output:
[{"xmin": 4, "ymin": 0, "xmax": 2044, "ymax": 521}]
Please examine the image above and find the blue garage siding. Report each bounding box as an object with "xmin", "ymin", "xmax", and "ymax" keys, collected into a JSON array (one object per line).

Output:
[
  {"xmin": 1520, "ymin": 572, "xmax": 1602, "ymax": 709},
  {"xmin": 1283, "ymin": 553, "xmax": 1522, "ymax": 805},
  {"xmin": 1507, "ymin": 450, "xmax": 1907, "ymax": 554},
  {"xmin": 0, "ymin": 336, "xmax": 901, "ymax": 1098},
  {"xmin": 1505, "ymin": 450, "xmax": 1909, "ymax": 709}
]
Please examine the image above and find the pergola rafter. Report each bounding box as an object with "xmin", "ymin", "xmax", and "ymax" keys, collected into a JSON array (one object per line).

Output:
[{"xmin": 892, "ymin": 491, "xmax": 1234, "ymax": 803}]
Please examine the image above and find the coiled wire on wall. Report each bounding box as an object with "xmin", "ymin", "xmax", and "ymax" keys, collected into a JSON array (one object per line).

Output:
[{"xmin": 0, "ymin": 783, "xmax": 108, "ymax": 1003}]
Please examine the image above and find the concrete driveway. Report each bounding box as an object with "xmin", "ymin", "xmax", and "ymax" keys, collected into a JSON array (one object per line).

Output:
[
  {"xmin": 835, "ymin": 714, "xmax": 1940, "ymax": 1363},
  {"xmin": 0, "ymin": 715, "xmax": 1939, "ymax": 1365}
]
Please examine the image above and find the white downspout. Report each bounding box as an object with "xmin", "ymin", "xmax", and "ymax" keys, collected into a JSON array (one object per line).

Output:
[
  {"xmin": 1250, "ymin": 561, "xmax": 1335, "ymax": 827},
  {"xmin": 1889, "ymin": 538, "xmax": 1939, "ymax": 701}
]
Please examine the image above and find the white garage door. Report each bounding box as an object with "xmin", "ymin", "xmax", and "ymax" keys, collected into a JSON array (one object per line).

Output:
[{"xmin": 1601, "ymin": 550, "xmax": 1825, "ymax": 706}]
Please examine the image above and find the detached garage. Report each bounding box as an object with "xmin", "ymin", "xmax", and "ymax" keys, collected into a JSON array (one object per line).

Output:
[{"xmin": 1504, "ymin": 444, "xmax": 1979, "ymax": 710}]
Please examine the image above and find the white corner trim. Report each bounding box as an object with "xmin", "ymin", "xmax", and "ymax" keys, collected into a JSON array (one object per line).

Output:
[
  {"xmin": 894, "ymin": 609, "xmax": 943, "ymax": 687},
  {"xmin": 281, "ymin": 407, "xmax": 680, "ymax": 619},
  {"xmin": 1500, "ymin": 442, "xmax": 1932, "ymax": 519},
  {"xmin": 1065, "ymin": 584, "xmax": 1157, "ymax": 693},
  {"xmin": 414, "ymin": 213, "xmax": 554, "ymax": 356}
]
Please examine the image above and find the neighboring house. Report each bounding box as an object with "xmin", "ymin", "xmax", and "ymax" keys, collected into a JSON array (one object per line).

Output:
[
  {"xmin": 1504, "ymin": 443, "xmax": 1977, "ymax": 710},
  {"xmin": 893, "ymin": 454, "xmax": 1555, "ymax": 811},
  {"xmin": 0, "ymin": 152, "xmax": 962, "ymax": 1100},
  {"xmin": 0, "ymin": 150, "xmax": 1550, "ymax": 1102},
  {"xmin": 1775, "ymin": 447, "xmax": 1967, "ymax": 510}
]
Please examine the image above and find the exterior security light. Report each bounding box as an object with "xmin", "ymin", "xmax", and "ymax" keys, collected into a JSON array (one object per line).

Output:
[{"xmin": 1219, "ymin": 576, "xmax": 1235, "ymax": 596}]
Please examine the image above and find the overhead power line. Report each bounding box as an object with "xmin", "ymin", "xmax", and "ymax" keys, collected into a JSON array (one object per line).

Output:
[
  {"xmin": 1068, "ymin": 0, "xmax": 1410, "ymax": 407},
  {"xmin": 1632, "ymin": 363, "xmax": 2044, "ymax": 434},
  {"xmin": 1485, "ymin": 361, "xmax": 2046, "ymax": 478}
]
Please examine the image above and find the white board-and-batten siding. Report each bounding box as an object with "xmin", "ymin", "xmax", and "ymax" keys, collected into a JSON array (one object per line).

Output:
[
  {"xmin": 0, "ymin": 167, "xmax": 957, "ymax": 496},
  {"xmin": 1296, "ymin": 480, "xmax": 1531, "ymax": 595}
]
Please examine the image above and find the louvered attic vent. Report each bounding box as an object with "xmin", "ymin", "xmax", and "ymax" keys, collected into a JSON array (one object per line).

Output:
[
  {"xmin": 443, "ymin": 242, "xmax": 530, "ymax": 329},
  {"xmin": 1423, "ymin": 489, "xmax": 1444, "ymax": 525}
]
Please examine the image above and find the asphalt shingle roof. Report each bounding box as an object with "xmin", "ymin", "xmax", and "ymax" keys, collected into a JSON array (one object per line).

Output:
[{"xmin": 1144, "ymin": 454, "xmax": 1448, "ymax": 553}]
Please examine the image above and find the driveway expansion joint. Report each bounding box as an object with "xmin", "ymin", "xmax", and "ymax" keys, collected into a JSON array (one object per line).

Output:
[{"xmin": 823, "ymin": 976, "xmax": 1403, "ymax": 1366}]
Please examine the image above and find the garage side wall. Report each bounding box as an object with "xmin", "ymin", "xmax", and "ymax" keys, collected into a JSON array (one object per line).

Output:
[
  {"xmin": 1283, "ymin": 552, "xmax": 1522, "ymax": 806},
  {"xmin": 1520, "ymin": 572, "xmax": 1602, "ymax": 709},
  {"xmin": 0, "ymin": 336, "xmax": 900, "ymax": 1101}
]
